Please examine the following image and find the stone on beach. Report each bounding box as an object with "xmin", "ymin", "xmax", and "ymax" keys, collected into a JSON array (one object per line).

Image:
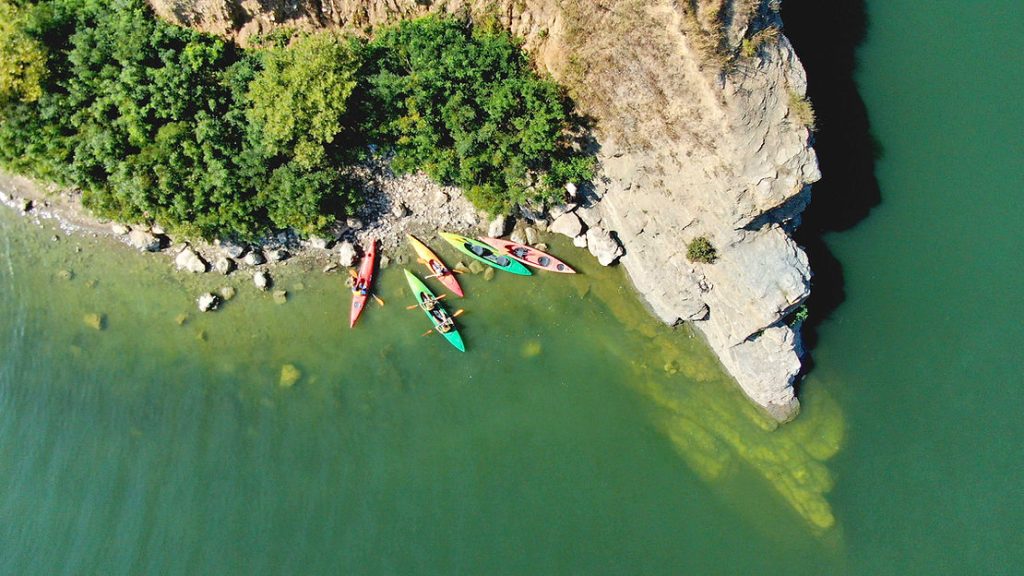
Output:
[
  {"xmin": 242, "ymin": 251, "xmax": 265, "ymax": 266},
  {"xmin": 218, "ymin": 239, "xmax": 246, "ymax": 259},
  {"xmin": 586, "ymin": 227, "xmax": 624, "ymax": 266},
  {"xmin": 487, "ymin": 215, "xmax": 509, "ymax": 237},
  {"xmin": 197, "ymin": 292, "xmax": 220, "ymax": 312},
  {"xmin": 550, "ymin": 212, "xmax": 584, "ymax": 238},
  {"xmin": 127, "ymin": 229, "xmax": 162, "ymax": 252},
  {"xmin": 111, "ymin": 223, "xmax": 130, "ymax": 235},
  {"xmin": 175, "ymin": 246, "xmax": 208, "ymax": 273},
  {"xmin": 214, "ymin": 256, "xmax": 235, "ymax": 275},
  {"xmin": 265, "ymin": 248, "xmax": 289, "ymax": 263},
  {"xmin": 337, "ymin": 241, "xmax": 357, "ymax": 267},
  {"xmin": 253, "ymin": 271, "xmax": 271, "ymax": 291}
]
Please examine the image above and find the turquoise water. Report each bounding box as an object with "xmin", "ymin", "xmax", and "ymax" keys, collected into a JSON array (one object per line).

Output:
[{"xmin": 1, "ymin": 0, "xmax": 1021, "ymax": 572}]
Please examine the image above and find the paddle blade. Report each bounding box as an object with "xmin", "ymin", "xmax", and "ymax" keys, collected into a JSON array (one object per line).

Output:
[
  {"xmin": 453, "ymin": 309, "xmax": 465, "ymax": 318},
  {"xmin": 421, "ymin": 329, "xmax": 434, "ymax": 337}
]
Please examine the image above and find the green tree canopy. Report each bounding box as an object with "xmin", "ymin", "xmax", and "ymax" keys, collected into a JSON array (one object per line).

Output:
[
  {"xmin": 0, "ymin": 1, "xmax": 47, "ymax": 106},
  {"xmin": 246, "ymin": 32, "xmax": 360, "ymax": 170}
]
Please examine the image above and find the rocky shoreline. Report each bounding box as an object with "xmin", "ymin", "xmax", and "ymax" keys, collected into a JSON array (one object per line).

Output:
[{"xmin": 0, "ymin": 159, "xmax": 625, "ymax": 310}]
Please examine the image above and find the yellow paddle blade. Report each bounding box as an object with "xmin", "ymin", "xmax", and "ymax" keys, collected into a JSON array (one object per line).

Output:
[{"xmin": 421, "ymin": 329, "xmax": 433, "ymax": 337}]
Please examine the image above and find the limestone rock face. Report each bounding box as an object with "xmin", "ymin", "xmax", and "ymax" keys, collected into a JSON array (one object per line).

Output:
[
  {"xmin": 175, "ymin": 246, "xmax": 208, "ymax": 273},
  {"xmin": 127, "ymin": 229, "xmax": 162, "ymax": 252},
  {"xmin": 550, "ymin": 212, "xmax": 584, "ymax": 239},
  {"xmin": 586, "ymin": 226, "xmax": 624, "ymax": 266}
]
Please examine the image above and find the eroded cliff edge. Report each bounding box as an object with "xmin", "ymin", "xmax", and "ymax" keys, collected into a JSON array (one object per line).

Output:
[{"xmin": 151, "ymin": 0, "xmax": 819, "ymax": 421}]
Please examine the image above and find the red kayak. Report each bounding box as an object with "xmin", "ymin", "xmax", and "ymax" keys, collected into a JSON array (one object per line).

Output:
[
  {"xmin": 349, "ymin": 240, "xmax": 378, "ymax": 328},
  {"xmin": 478, "ymin": 237, "xmax": 577, "ymax": 274}
]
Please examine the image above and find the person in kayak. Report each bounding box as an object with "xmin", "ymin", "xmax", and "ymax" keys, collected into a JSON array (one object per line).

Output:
[
  {"xmin": 429, "ymin": 260, "xmax": 448, "ymax": 277},
  {"xmin": 353, "ymin": 279, "xmax": 367, "ymax": 295}
]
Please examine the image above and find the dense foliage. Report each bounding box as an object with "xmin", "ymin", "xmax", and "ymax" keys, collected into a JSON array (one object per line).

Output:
[
  {"xmin": 358, "ymin": 18, "xmax": 593, "ymax": 214},
  {"xmin": 0, "ymin": 1, "xmax": 593, "ymax": 239},
  {"xmin": 686, "ymin": 236, "xmax": 718, "ymax": 264}
]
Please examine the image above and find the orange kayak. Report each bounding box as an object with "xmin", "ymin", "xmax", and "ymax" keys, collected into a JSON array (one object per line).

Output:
[
  {"xmin": 349, "ymin": 240, "xmax": 378, "ymax": 328},
  {"xmin": 479, "ymin": 237, "xmax": 576, "ymax": 274},
  {"xmin": 407, "ymin": 234, "xmax": 464, "ymax": 297}
]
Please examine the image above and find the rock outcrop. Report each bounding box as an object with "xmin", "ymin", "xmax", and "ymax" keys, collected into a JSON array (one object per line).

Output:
[{"xmin": 148, "ymin": 0, "xmax": 819, "ymax": 421}]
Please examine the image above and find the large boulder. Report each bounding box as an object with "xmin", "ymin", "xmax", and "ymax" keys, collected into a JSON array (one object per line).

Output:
[
  {"xmin": 253, "ymin": 271, "xmax": 271, "ymax": 291},
  {"xmin": 265, "ymin": 248, "xmax": 289, "ymax": 263},
  {"xmin": 197, "ymin": 292, "xmax": 220, "ymax": 312},
  {"xmin": 127, "ymin": 229, "xmax": 162, "ymax": 252},
  {"xmin": 242, "ymin": 251, "xmax": 265, "ymax": 266},
  {"xmin": 337, "ymin": 241, "xmax": 357, "ymax": 267},
  {"xmin": 586, "ymin": 227, "xmax": 625, "ymax": 266},
  {"xmin": 550, "ymin": 212, "xmax": 584, "ymax": 239},
  {"xmin": 214, "ymin": 256, "xmax": 235, "ymax": 275},
  {"xmin": 217, "ymin": 239, "xmax": 247, "ymax": 259},
  {"xmin": 488, "ymin": 215, "xmax": 509, "ymax": 237},
  {"xmin": 175, "ymin": 246, "xmax": 208, "ymax": 273}
]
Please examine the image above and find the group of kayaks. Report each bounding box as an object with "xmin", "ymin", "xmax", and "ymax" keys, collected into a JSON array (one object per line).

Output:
[{"xmin": 349, "ymin": 232, "xmax": 577, "ymax": 351}]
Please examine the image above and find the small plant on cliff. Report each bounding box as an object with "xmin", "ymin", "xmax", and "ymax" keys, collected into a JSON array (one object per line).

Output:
[
  {"xmin": 788, "ymin": 90, "xmax": 817, "ymax": 131},
  {"xmin": 740, "ymin": 26, "xmax": 780, "ymax": 59},
  {"xmin": 686, "ymin": 236, "xmax": 718, "ymax": 264}
]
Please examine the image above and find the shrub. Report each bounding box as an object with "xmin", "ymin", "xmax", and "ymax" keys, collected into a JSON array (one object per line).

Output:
[
  {"xmin": 788, "ymin": 90, "xmax": 817, "ymax": 131},
  {"xmin": 687, "ymin": 236, "xmax": 718, "ymax": 264}
]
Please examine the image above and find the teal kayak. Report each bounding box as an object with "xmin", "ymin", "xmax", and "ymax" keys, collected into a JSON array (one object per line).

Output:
[
  {"xmin": 438, "ymin": 231, "xmax": 532, "ymax": 276},
  {"xmin": 404, "ymin": 269, "xmax": 466, "ymax": 352}
]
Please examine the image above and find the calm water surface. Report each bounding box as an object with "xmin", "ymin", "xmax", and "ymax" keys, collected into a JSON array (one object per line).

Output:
[{"xmin": 1, "ymin": 0, "xmax": 1021, "ymax": 573}]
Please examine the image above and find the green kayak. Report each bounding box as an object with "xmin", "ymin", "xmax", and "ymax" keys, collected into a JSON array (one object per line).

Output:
[
  {"xmin": 438, "ymin": 232, "xmax": 532, "ymax": 276},
  {"xmin": 404, "ymin": 269, "xmax": 466, "ymax": 352}
]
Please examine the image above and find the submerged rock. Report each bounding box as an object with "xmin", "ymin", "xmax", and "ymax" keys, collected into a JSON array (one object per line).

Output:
[
  {"xmin": 482, "ymin": 267, "xmax": 495, "ymax": 281},
  {"xmin": 468, "ymin": 260, "xmax": 486, "ymax": 275},
  {"xmin": 175, "ymin": 313, "xmax": 189, "ymax": 326},
  {"xmin": 219, "ymin": 286, "xmax": 236, "ymax": 301},
  {"xmin": 83, "ymin": 313, "xmax": 105, "ymax": 330},
  {"xmin": 279, "ymin": 364, "xmax": 301, "ymax": 388},
  {"xmin": 525, "ymin": 226, "xmax": 540, "ymax": 245},
  {"xmin": 272, "ymin": 289, "xmax": 288, "ymax": 304},
  {"xmin": 197, "ymin": 292, "xmax": 220, "ymax": 312}
]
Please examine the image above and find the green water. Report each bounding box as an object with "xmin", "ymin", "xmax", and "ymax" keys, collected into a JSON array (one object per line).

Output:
[{"xmin": 1, "ymin": 0, "xmax": 1021, "ymax": 573}]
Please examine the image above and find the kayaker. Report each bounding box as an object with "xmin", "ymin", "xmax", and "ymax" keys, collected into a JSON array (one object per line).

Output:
[{"xmin": 429, "ymin": 260, "xmax": 447, "ymax": 277}]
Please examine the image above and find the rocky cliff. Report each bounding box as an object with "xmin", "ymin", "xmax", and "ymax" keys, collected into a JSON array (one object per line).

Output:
[{"xmin": 150, "ymin": 0, "xmax": 818, "ymax": 421}]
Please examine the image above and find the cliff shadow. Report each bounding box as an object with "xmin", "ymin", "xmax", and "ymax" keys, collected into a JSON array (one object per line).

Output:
[{"xmin": 783, "ymin": 0, "xmax": 881, "ymax": 360}]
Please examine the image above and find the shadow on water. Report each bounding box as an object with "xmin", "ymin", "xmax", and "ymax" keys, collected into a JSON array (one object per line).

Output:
[{"xmin": 783, "ymin": 0, "xmax": 881, "ymax": 357}]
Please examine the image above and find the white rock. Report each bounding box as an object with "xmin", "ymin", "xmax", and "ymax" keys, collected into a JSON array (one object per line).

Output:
[
  {"xmin": 242, "ymin": 251, "xmax": 265, "ymax": 266},
  {"xmin": 197, "ymin": 293, "xmax": 219, "ymax": 312},
  {"xmin": 214, "ymin": 256, "xmax": 235, "ymax": 275},
  {"xmin": 218, "ymin": 240, "xmax": 246, "ymax": 259},
  {"xmin": 309, "ymin": 236, "xmax": 331, "ymax": 250},
  {"xmin": 127, "ymin": 229, "xmax": 161, "ymax": 252},
  {"xmin": 111, "ymin": 223, "xmax": 130, "ymax": 235},
  {"xmin": 586, "ymin": 227, "xmax": 624, "ymax": 266},
  {"xmin": 550, "ymin": 212, "xmax": 584, "ymax": 238},
  {"xmin": 265, "ymin": 248, "xmax": 289, "ymax": 263},
  {"xmin": 576, "ymin": 205, "xmax": 603, "ymax": 227},
  {"xmin": 573, "ymin": 234, "xmax": 588, "ymax": 248},
  {"xmin": 337, "ymin": 241, "xmax": 357, "ymax": 267},
  {"xmin": 525, "ymin": 227, "xmax": 540, "ymax": 245},
  {"xmin": 548, "ymin": 203, "xmax": 578, "ymax": 220},
  {"xmin": 510, "ymin": 226, "xmax": 527, "ymax": 244},
  {"xmin": 150, "ymin": 224, "xmax": 166, "ymax": 235},
  {"xmin": 565, "ymin": 182, "xmax": 579, "ymax": 198},
  {"xmin": 175, "ymin": 247, "xmax": 208, "ymax": 273},
  {"xmin": 253, "ymin": 271, "xmax": 271, "ymax": 291},
  {"xmin": 487, "ymin": 215, "xmax": 509, "ymax": 237}
]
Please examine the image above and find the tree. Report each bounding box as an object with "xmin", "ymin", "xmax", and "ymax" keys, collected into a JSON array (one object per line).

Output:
[
  {"xmin": 246, "ymin": 32, "xmax": 360, "ymax": 170},
  {"xmin": 0, "ymin": 1, "xmax": 47, "ymax": 106}
]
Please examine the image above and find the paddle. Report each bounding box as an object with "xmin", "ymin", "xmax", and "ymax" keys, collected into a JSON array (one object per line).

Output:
[
  {"xmin": 372, "ymin": 294, "xmax": 385, "ymax": 306},
  {"xmin": 406, "ymin": 293, "xmax": 447, "ymax": 309},
  {"xmin": 421, "ymin": 329, "xmax": 433, "ymax": 337}
]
